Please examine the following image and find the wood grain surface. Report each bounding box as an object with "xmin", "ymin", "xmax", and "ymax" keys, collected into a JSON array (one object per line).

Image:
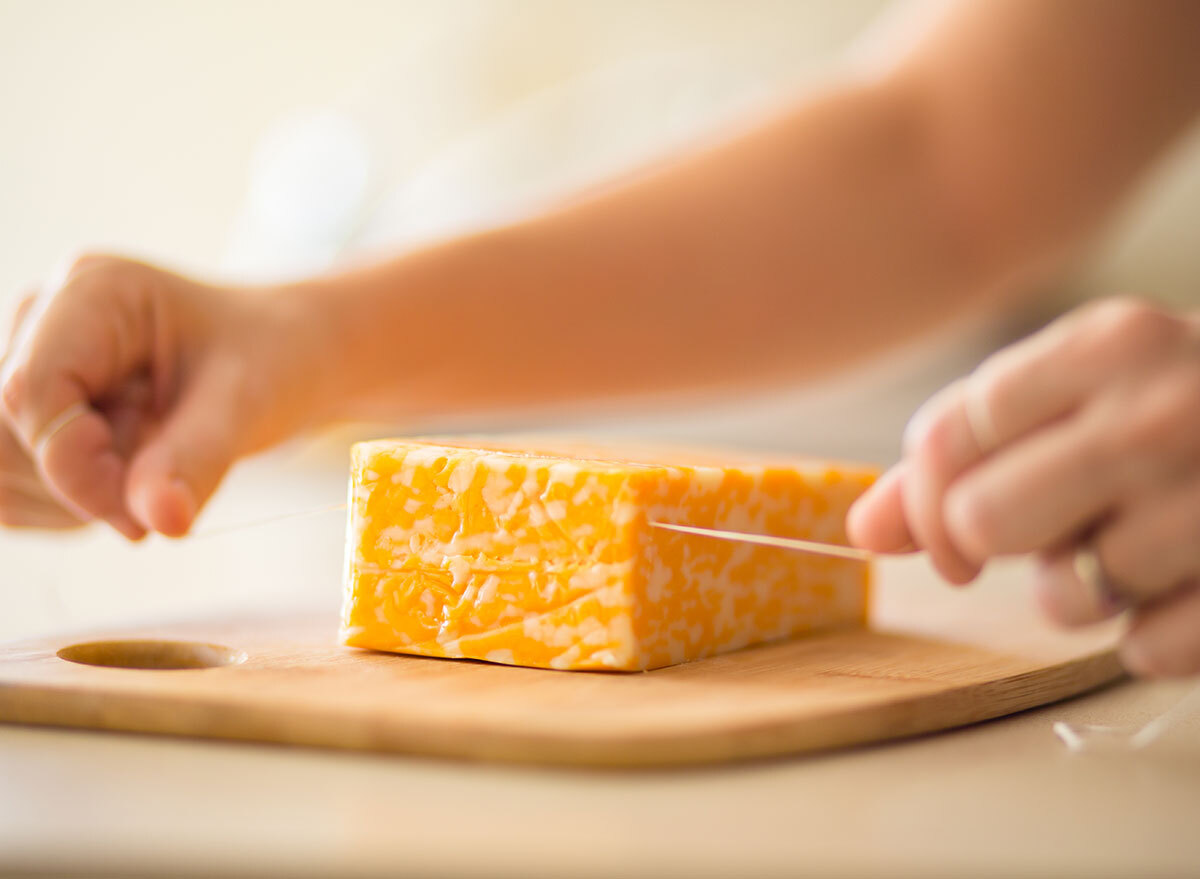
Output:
[{"xmin": 0, "ymin": 573, "xmax": 1124, "ymax": 766}]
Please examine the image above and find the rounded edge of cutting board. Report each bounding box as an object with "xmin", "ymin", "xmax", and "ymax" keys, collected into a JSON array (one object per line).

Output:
[{"xmin": 0, "ymin": 617, "xmax": 1124, "ymax": 768}]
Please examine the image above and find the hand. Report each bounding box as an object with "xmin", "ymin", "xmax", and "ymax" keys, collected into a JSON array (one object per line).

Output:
[
  {"xmin": 849, "ymin": 298, "xmax": 1200, "ymax": 678},
  {"xmin": 1, "ymin": 254, "xmax": 325, "ymax": 539}
]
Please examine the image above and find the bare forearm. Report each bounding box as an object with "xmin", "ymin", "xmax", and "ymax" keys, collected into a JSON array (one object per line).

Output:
[
  {"xmin": 301, "ymin": 79, "xmax": 981, "ymax": 420},
  {"xmin": 895, "ymin": 0, "xmax": 1200, "ymax": 276},
  {"xmin": 294, "ymin": 0, "xmax": 1200, "ymax": 424}
]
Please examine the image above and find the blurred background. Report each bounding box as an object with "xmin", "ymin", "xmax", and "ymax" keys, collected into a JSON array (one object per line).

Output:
[{"xmin": 2, "ymin": 0, "xmax": 1200, "ymax": 640}]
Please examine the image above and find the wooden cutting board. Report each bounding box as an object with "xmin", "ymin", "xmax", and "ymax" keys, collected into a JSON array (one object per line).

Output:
[{"xmin": 0, "ymin": 567, "xmax": 1122, "ymax": 767}]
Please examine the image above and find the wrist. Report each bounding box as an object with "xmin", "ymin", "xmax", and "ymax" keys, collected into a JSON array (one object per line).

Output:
[{"xmin": 243, "ymin": 277, "xmax": 352, "ymax": 435}]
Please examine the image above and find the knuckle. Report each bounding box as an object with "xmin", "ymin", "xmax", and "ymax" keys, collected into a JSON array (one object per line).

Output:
[
  {"xmin": 1107, "ymin": 363, "xmax": 1200, "ymax": 466},
  {"xmin": 903, "ymin": 402, "xmax": 938, "ymax": 458},
  {"xmin": 63, "ymin": 250, "xmax": 114, "ymax": 280},
  {"xmin": 904, "ymin": 385, "xmax": 960, "ymax": 462},
  {"xmin": 1090, "ymin": 297, "xmax": 1182, "ymax": 357},
  {"xmin": 915, "ymin": 413, "xmax": 955, "ymax": 465},
  {"xmin": 1086, "ymin": 295, "xmax": 1151, "ymax": 327},
  {"xmin": 974, "ymin": 337, "xmax": 1026, "ymax": 388},
  {"xmin": 51, "ymin": 253, "xmax": 138, "ymax": 308},
  {"xmin": 970, "ymin": 365, "xmax": 1009, "ymax": 430}
]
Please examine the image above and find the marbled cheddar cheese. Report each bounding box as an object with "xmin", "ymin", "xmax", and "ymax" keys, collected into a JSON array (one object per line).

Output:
[{"xmin": 340, "ymin": 438, "xmax": 876, "ymax": 671}]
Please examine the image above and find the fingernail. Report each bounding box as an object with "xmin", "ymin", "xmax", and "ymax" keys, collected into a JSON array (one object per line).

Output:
[
  {"xmin": 847, "ymin": 467, "xmax": 897, "ymax": 518},
  {"xmin": 161, "ymin": 478, "xmax": 197, "ymax": 537},
  {"xmin": 128, "ymin": 475, "xmax": 195, "ymax": 537},
  {"xmin": 845, "ymin": 499, "xmax": 865, "ymax": 532}
]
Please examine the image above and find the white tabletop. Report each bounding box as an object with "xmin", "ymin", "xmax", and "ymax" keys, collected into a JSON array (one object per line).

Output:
[{"xmin": 2, "ymin": 674, "xmax": 1197, "ymax": 878}]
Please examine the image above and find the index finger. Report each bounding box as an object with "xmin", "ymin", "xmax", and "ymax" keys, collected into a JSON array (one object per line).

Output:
[{"xmin": 904, "ymin": 299, "xmax": 1188, "ymax": 568}]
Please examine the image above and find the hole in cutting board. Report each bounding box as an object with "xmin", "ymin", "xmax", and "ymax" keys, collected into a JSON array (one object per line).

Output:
[{"xmin": 56, "ymin": 640, "xmax": 246, "ymax": 670}]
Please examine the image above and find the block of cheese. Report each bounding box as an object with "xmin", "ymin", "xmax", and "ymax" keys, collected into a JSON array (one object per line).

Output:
[{"xmin": 340, "ymin": 438, "xmax": 877, "ymax": 671}]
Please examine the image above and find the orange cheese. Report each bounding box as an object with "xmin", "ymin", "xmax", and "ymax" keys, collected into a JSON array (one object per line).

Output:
[{"xmin": 340, "ymin": 438, "xmax": 877, "ymax": 671}]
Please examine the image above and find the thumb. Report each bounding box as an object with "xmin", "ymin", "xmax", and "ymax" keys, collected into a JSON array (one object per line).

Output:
[{"xmin": 126, "ymin": 364, "xmax": 242, "ymax": 537}]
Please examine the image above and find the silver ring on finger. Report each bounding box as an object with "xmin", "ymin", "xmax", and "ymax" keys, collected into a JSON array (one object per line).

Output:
[{"xmin": 1073, "ymin": 544, "xmax": 1129, "ymax": 612}]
